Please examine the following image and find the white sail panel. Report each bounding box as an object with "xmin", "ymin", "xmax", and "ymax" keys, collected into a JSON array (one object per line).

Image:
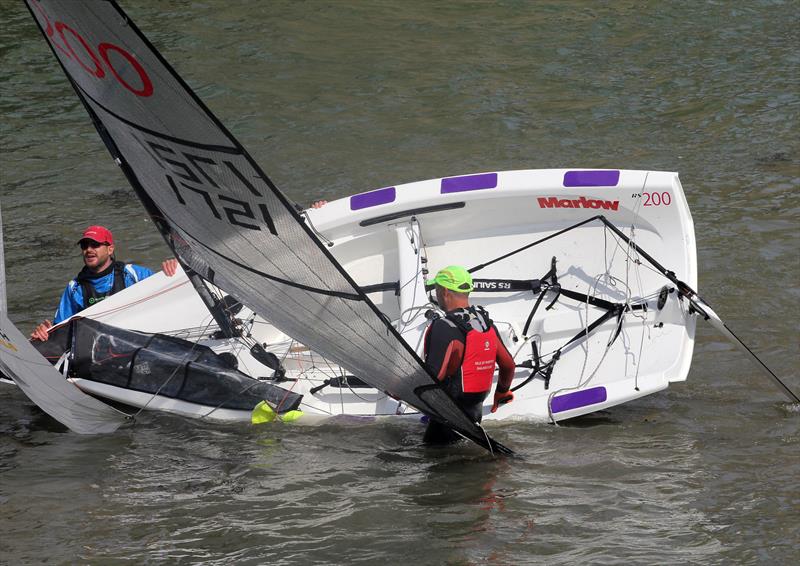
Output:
[{"xmin": 25, "ymin": 0, "xmax": 510, "ymax": 453}]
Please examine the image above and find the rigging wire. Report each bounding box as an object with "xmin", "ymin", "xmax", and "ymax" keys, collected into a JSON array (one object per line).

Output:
[
  {"xmin": 623, "ymin": 224, "xmax": 650, "ymax": 392},
  {"xmin": 486, "ymin": 216, "xmax": 655, "ymax": 421},
  {"xmin": 546, "ymin": 289, "xmax": 629, "ymax": 424},
  {"xmin": 395, "ymin": 217, "xmax": 431, "ymax": 336},
  {"xmin": 546, "ymin": 313, "xmax": 626, "ymax": 424},
  {"xmin": 541, "ymin": 202, "xmax": 661, "ymax": 423}
]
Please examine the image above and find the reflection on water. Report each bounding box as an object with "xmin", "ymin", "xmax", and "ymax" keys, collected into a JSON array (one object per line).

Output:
[{"xmin": 1, "ymin": 0, "xmax": 798, "ymax": 563}]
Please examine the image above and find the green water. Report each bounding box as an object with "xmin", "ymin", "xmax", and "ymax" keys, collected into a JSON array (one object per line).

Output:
[{"xmin": 1, "ymin": 1, "xmax": 798, "ymax": 563}]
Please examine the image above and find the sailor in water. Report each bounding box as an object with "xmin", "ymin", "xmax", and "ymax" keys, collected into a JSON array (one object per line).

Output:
[
  {"xmin": 423, "ymin": 265, "xmax": 516, "ymax": 444},
  {"xmin": 30, "ymin": 225, "xmax": 178, "ymax": 341}
]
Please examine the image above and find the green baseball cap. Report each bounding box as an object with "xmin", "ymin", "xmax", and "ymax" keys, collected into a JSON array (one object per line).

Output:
[{"xmin": 426, "ymin": 265, "xmax": 473, "ymax": 293}]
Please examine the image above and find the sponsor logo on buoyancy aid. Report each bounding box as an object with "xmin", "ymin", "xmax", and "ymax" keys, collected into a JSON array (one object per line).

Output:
[
  {"xmin": 538, "ymin": 196, "xmax": 619, "ymax": 211},
  {"xmin": 423, "ymin": 306, "xmax": 498, "ymax": 396}
]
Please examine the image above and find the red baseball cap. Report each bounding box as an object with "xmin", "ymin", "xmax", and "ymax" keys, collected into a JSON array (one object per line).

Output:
[{"xmin": 78, "ymin": 225, "xmax": 114, "ymax": 246}]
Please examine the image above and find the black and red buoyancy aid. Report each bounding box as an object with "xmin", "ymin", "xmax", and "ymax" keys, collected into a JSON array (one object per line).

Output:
[{"xmin": 424, "ymin": 305, "xmax": 499, "ymax": 396}]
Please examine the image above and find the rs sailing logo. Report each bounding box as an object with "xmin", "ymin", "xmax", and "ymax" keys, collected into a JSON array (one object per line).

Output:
[{"xmin": 538, "ymin": 196, "xmax": 619, "ymax": 211}]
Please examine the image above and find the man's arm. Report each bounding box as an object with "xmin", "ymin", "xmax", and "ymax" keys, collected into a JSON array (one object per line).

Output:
[
  {"xmin": 128, "ymin": 260, "xmax": 177, "ymax": 279},
  {"xmin": 491, "ymin": 327, "xmax": 516, "ymax": 412},
  {"xmin": 53, "ymin": 283, "xmax": 81, "ymax": 325},
  {"xmin": 128, "ymin": 264, "xmax": 154, "ymax": 282},
  {"xmin": 424, "ymin": 319, "xmax": 464, "ymax": 381},
  {"xmin": 495, "ymin": 329, "xmax": 516, "ymax": 391},
  {"xmin": 32, "ymin": 283, "xmax": 80, "ymax": 341}
]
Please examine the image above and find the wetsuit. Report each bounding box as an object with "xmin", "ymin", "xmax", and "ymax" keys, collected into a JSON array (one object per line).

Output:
[
  {"xmin": 422, "ymin": 305, "xmax": 515, "ymax": 444},
  {"xmin": 53, "ymin": 261, "xmax": 154, "ymax": 324}
]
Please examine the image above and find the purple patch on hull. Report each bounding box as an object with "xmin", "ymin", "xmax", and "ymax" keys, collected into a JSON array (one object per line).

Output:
[
  {"xmin": 350, "ymin": 186, "xmax": 396, "ymax": 210},
  {"xmin": 551, "ymin": 386, "xmax": 607, "ymax": 413},
  {"xmin": 441, "ymin": 172, "xmax": 498, "ymax": 194},
  {"xmin": 563, "ymin": 170, "xmax": 620, "ymax": 187}
]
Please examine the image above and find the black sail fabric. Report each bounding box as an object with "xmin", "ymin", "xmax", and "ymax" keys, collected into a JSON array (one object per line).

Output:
[{"xmin": 25, "ymin": 0, "xmax": 511, "ymax": 455}]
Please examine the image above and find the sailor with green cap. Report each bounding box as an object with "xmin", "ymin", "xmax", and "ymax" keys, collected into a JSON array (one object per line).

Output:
[{"xmin": 422, "ymin": 265, "xmax": 516, "ymax": 443}]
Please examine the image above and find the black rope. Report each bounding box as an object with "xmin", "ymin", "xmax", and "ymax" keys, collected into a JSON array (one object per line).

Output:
[
  {"xmin": 512, "ymin": 340, "xmax": 541, "ymax": 392},
  {"xmin": 522, "ymin": 257, "xmax": 559, "ymax": 337},
  {"xmin": 510, "ymin": 250, "xmax": 650, "ymax": 394},
  {"xmin": 522, "ymin": 285, "xmax": 550, "ymax": 337},
  {"xmin": 561, "ymin": 307, "xmax": 623, "ymax": 351},
  {"xmin": 469, "ymin": 216, "xmax": 603, "ymax": 274}
]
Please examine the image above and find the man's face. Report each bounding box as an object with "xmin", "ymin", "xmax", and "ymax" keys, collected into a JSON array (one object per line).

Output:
[{"xmin": 80, "ymin": 239, "xmax": 114, "ymax": 271}]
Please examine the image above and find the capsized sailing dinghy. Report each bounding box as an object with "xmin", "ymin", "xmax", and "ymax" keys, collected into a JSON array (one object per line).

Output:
[
  {"xmin": 20, "ymin": 1, "xmax": 797, "ymax": 448},
  {"xmin": 34, "ymin": 166, "xmax": 700, "ymax": 427}
]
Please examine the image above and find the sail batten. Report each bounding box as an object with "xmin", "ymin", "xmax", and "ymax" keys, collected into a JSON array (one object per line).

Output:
[
  {"xmin": 75, "ymin": 85, "xmax": 241, "ymax": 154},
  {"xmin": 25, "ymin": 0, "xmax": 512, "ymax": 454}
]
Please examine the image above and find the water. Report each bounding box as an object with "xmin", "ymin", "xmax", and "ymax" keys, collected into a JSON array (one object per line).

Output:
[{"xmin": 1, "ymin": 1, "xmax": 798, "ymax": 563}]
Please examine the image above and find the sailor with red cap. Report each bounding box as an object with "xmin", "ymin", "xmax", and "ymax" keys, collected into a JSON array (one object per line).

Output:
[{"xmin": 30, "ymin": 226, "xmax": 178, "ymax": 341}]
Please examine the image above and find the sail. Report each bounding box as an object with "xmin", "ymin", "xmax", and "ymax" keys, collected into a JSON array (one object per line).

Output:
[
  {"xmin": 25, "ymin": 1, "xmax": 511, "ymax": 454},
  {"xmin": 0, "ymin": 313, "xmax": 129, "ymax": 434}
]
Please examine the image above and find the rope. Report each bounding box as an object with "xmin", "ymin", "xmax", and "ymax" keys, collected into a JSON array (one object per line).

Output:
[{"xmin": 544, "ymin": 220, "xmax": 650, "ymax": 424}]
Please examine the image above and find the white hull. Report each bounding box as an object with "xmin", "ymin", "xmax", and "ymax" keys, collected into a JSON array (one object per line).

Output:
[{"xmin": 50, "ymin": 168, "xmax": 697, "ymax": 424}]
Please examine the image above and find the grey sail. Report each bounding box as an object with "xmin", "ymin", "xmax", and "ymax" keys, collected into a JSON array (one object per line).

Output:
[
  {"xmin": 0, "ymin": 313, "xmax": 129, "ymax": 434},
  {"xmin": 25, "ymin": 0, "xmax": 512, "ymax": 454}
]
